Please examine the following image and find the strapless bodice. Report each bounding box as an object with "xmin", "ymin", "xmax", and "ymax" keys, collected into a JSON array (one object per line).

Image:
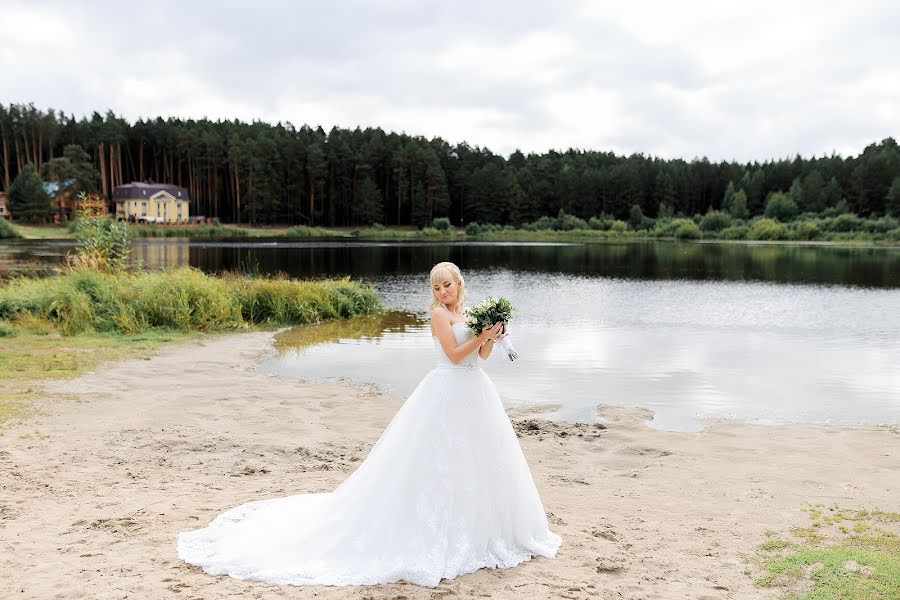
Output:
[{"xmin": 433, "ymin": 322, "xmax": 479, "ymax": 369}]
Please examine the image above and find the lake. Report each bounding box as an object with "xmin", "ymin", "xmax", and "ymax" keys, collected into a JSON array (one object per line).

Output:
[{"xmin": 4, "ymin": 237, "xmax": 900, "ymax": 431}]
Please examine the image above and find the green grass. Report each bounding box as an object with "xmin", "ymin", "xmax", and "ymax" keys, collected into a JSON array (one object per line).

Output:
[
  {"xmin": 752, "ymin": 505, "xmax": 900, "ymax": 599},
  {"xmin": 465, "ymin": 225, "xmax": 900, "ymax": 246},
  {"xmin": 11, "ymin": 219, "xmax": 899, "ymax": 245},
  {"xmin": 759, "ymin": 539, "xmax": 795, "ymax": 552},
  {"xmin": 93, "ymin": 223, "xmax": 339, "ymax": 239},
  {"xmin": 12, "ymin": 221, "xmax": 338, "ymax": 240},
  {"xmin": 125, "ymin": 223, "xmax": 256, "ymax": 238},
  {"xmin": 12, "ymin": 224, "xmax": 73, "ymax": 239},
  {"xmin": 283, "ymin": 224, "xmax": 335, "ymax": 237},
  {"xmin": 0, "ymin": 267, "xmax": 383, "ymax": 426},
  {"xmin": 0, "ymin": 325, "xmax": 195, "ymax": 427},
  {"xmin": 0, "ymin": 267, "xmax": 381, "ymax": 335},
  {"xmin": 355, "ymin": 228, "xmax": 417, "ymax": 239}
]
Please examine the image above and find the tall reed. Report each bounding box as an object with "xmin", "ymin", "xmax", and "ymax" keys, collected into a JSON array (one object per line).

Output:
[{"xmin": 0, "ymin": 267, "xmax": 381, "ymax": 335}]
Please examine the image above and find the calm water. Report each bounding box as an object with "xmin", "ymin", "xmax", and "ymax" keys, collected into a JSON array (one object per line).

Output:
[
  {"xmin": 4, "ymin": 237, "xmax": 900, "ymax": 431},
  {"xmin": 5, "ymin": 237, "xmax": 900, "ymax": 288}
]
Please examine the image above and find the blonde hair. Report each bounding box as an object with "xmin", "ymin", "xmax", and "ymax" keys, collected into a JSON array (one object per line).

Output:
[{"xmin": 429, "ymin": 261, "xmax": 467, "ymax": 314}]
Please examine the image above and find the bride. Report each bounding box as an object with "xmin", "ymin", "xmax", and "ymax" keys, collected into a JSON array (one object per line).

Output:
[{"xmin": 177, "ymin": 261, "xmax": 562, "ymax": 588}]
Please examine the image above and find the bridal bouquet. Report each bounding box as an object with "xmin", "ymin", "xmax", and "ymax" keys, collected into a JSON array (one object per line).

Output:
[{"xmin": 466, "ymin": 296, "xmax": 519, "ymax": 361}]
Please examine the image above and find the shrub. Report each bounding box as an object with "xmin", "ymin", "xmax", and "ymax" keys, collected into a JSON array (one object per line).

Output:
[
  {"xmin": 749, "ymin": 218, "xmax": 789, "ymax": 240},
  {"xmin": 431, "ymin": 217, "xmax": 452, "ymax": 231},
  {"xmin": 588, "ymin": 216, "xmax": 612, "ymax": 230},
  {"xmin": 719, "ymin": 225, "xmax": 749, "ymax": 240},
  {"xmin": 764, "ymin": 192, "xmax": 798, "ymax": 222},
  {"xmin": 699, "ymin": 210, "xmax": 733, "ymax": 232},
  {"xmin": 628, "ymin": 205, "xmax": 645, "ymax": 230},
  {"xmin": 790, "ymin": 221, "xmax": 820, "ymax": 241},
  {"xmin": 674, "ymin": 220, "xmax": 701, "ymax": 240},
  {"xmin": 0, "ymin": 217, "xmax": 19, "ymax": 239},
  {"xmin": 866, "ymin": 216, "xmax": 898, "ymax": 234},
  {"xmin": 419, "ymin": 227, "xmax": 441, "ymax": 237},
  {"xmin": 655, "ymin": 218, "xmax": 692, "ymax": 237},
  {"xmin": 557, "ymin": 209, "xmax": 588, "ymax": 231},
  {"xmin": 465, "ymin": 222, "xmax": 482, "ymax": 236},
  {"xmin": 652, "ymin": 219, "xmax": 678, "ymax": 237},
  {"xmin": 823, "ymin": 213, "xmax": 863, "ymax": 233},
  {"xmin": 609, "ymin": 220, "xmax": 628, "ymax": 233},
  {"xmin": 528, "ymin": 216, "xmax": 557, "ymax": 230},
  {"xmin": 820, "ymin": 199, "xmax": 849, "ymax": 217},
  {"xmin": 68, "ymin": 193, "xmax": 132, "ymax": 273}
]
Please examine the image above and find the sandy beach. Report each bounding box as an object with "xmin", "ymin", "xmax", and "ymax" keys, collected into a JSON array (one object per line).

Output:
[{"xmin": 1, "ymin": 331, "xmax": 896, "ymax": 599}]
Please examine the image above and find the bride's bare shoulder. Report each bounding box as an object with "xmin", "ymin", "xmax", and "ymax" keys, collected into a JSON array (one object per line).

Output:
[{"xmin": 431, "ymin": 307, "xmax": 450, "ymax": 324}]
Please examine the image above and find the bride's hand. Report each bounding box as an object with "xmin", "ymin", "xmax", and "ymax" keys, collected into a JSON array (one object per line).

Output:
[
  {"xmin": 480, "ymin": 322, "xmax": 503, "ymax": 341},
  {"xmin": 496, "ymin": 321, "xmax": 509, "ymax": 340}
]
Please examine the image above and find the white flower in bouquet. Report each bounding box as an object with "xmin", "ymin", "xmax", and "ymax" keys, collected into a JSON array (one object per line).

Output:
[{"xmin": 465, "ymin": 296, "xmax": 519, "ymax": 361}]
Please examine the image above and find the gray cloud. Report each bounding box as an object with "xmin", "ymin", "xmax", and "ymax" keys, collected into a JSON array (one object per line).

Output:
[{"xmin": 1, "ymin": 0, "xmax": 897, "ymax": 162}]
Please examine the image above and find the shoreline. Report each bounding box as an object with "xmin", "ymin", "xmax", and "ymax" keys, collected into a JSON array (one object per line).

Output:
[
  {"xmin": 8, "ymin": 224, "xmax": 900, "ymax": 248},
  {"xmin": 1, "ymin": 330, "xmax": 896, "ymax": 599}
]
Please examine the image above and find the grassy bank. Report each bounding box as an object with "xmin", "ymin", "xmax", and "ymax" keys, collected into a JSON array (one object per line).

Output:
[
  {"xmin": 11, "ymin": 222, "xmax": 339, "ymax": 240},
  {"xmin": 0, "ymin": 267, "xmax": 382, "ymax": 425},
  {"xmin": 459, "ymin": 214, "xmax": 900, "ymax": 245},
  {"xmin": 9, "ymin": 215, "xmax": 900, "ymax": 246},
  {"xmin": 752, "ymin": 505, "xmax": 900, "ymax": 598},
  {"xmin": 128, "ymin": 223, "xmax": 332, "ymax": 238},
  {"xmin": 7, "ymin": 223, "xmax": 67, "ymax": 239},
  {"xmin": 0, "ymin": 267, "xmax": 381, "ymax": 335}
]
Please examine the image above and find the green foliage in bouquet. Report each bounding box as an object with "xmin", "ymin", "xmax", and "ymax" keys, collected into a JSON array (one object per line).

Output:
[
  {"xmin": 465, "ymin": 296, "xmax": 520, "ymax": 360},
  {"xmin": 465, "ymin": 296, "xmax": 516, "ymax": 333}
]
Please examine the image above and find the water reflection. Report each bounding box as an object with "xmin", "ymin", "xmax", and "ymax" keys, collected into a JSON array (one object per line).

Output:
[
  {"xmin": 261, "ymin": 274, "xmax": 900, "ymax": 432},
  {"xmin": 273, "ymin": 311, "xmax": 422, "ymax": 353},
  {"xmin": 5, "ymin": 237, "xmax": 899, "ymax": 430},
  {"xmin": 2, "ymin": 238, "xmax": 900, "ymax": 288}
]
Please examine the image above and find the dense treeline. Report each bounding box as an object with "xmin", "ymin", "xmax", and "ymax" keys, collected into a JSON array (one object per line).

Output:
[{"xmin": 2, "ymin": 102, "xmax": 899, "ymax": 226}]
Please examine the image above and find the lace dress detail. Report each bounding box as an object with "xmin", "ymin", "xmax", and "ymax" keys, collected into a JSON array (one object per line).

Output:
[{"xmin": 176, "ymin": 321, "xmax": 561, "ymax": 588}]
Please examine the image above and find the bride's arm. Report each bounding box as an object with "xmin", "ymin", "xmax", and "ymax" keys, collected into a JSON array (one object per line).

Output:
[
  {"xmin": 478, "ymin": 321, "xmax": 507, "ymax": 360},
  {"xmin": 432, "ymin": 309, "xmax": 494, "ymax": 364}
]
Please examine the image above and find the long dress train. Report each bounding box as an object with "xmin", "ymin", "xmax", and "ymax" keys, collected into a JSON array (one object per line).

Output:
[{"xmin": 176, "ymin": 322, "xmax": 561, "ymax": 587}]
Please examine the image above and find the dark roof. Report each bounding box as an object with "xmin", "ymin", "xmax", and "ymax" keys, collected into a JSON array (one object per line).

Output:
[{"xmin": 113, "ymin": 182, "xmax": 190, "ymax": 201}]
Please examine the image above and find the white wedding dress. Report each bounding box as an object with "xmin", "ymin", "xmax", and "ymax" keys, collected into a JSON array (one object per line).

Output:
[{"xmin": 177, "ymin": 322, "xmax": 561, "ymax": 588}]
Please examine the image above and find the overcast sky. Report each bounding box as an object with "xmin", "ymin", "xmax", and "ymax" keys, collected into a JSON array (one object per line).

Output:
[{"xmin": 2, "ymin": 0, "xmax": 898, "ymax": 162}]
